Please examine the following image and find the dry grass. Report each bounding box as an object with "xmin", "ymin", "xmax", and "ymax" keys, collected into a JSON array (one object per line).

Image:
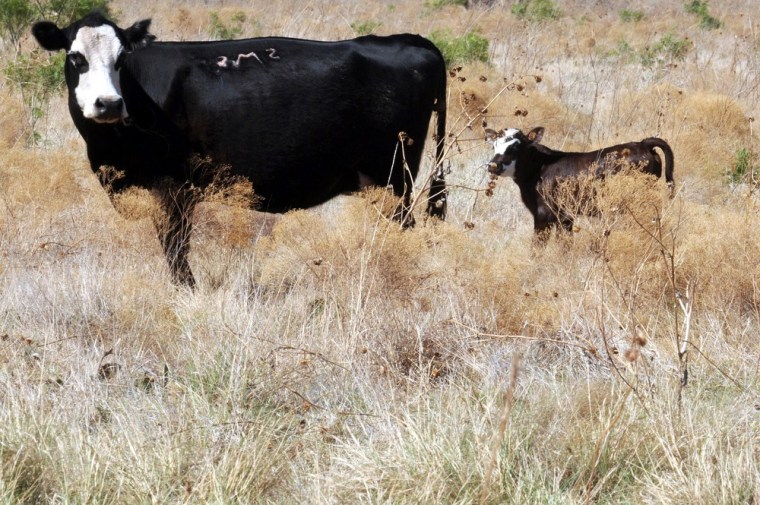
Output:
[{"xmin": 1, "ymin": 0, "xmax": 759, "ymax": 503}]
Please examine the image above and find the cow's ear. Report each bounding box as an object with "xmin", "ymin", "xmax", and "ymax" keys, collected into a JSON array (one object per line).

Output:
[
  {"xmin": 485, "ymin": 128, "xmax": 499, "ymax": 144},
  {"xmin": 124, "ymin": 19, "xmax": 155, "ymax": 49},
  {"xmin": 527, "ymin": 127, "xmax": 544, "ymax": 143},
  {"xmin": 32, "ymin": 21, "xmax": 68, "ymax": 51}
]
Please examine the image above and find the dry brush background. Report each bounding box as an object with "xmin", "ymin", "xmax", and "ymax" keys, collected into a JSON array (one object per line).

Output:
[{"xmin": 0, "ymin": 0, "xmax": 758, "ymax": 503}]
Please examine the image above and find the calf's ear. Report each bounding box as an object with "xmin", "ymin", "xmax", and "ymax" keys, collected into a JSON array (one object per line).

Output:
[
  {"xmin": 124, "ymin": 19, "xmax": 155, "ymax": 49},
  {"xmin": 32, "ymin": 21, "xmax": 68, "ymax": 51},
  {"xmin": 527, "ymin": 127, "xmax": 544, "ymax": 143},
  {"xmin": 484, "ymin": 128, "xmax": 499, "ymax": 144}
]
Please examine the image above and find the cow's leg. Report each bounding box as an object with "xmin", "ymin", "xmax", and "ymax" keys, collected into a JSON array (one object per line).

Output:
[
  {"xmin": 426, "ymin": 163, "xmax": 447, "ymax": 220},
  {"xmin": 155, "ymin": 183, "xmax": 198, "ymax": 288}
]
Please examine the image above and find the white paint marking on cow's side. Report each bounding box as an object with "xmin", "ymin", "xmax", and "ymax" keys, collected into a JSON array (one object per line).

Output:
[
  {"xmin": 70, "ymin": 24, "xmax": 126, "ymax": 121},
  {"xmin": 216, "ymin": 52, "xmax": 266, "ymax": 69}
]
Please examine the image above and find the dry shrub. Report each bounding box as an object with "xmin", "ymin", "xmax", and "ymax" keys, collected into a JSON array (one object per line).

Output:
[
  {"xmin": 0, "ymin": 148, "xmax": 86, "ymax": 214},
  {"xmin": 1, "ymin": 443, "xmax": 55, "ymax": 504},
  {"xmin": 420, "ymin": 222, "xmax": 538, "ymax": 333},
  {"xmin": 357, "ymin": 185, "xmax": 405, "ymax": 221},
  {"xmin": 109, "ymin": 186, "xmax": 160, "ymax": 221},
  {"xmin": 0, "ymin": 96, "xmax": 27, "ymax": 149},
  {"xmin": 255, "ymin": 198, "xmax": 430, "ymax": 300},
  {"xmin": 530, "ymin": 168, "xmax": 674, "ymax": 340},
  {"xmin": 618, "ymin": 86, "xmax": 751, "ymax": 179},
  {"xmin": 672, "ymin": 92, "xmax": 751, "ymax": 177},
  {"xmin": 676, "ymin": 198, "xmax": 760, "ymax": 317}
]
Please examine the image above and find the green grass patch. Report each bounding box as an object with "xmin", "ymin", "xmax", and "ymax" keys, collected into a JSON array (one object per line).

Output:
[
  {"xmin": 511, "ymin": 0, "xmax": 561, "ymax": 21},
  {"xmin": 429, "ymin": 28, "xmax": 489, "ymax": 66}
]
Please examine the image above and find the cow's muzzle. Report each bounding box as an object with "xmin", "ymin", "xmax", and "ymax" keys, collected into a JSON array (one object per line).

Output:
[{"xmin": 92, "ymin": 97, "xmax": 124, "ymax": 123}]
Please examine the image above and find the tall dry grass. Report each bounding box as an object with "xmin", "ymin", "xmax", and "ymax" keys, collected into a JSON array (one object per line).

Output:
[{"xmin": 1, "ymin": 0, "xmax": 758, "ymax": 503}]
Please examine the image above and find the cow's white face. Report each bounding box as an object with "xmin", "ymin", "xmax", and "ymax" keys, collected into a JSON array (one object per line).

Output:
[
  {"xmin": 489, "ymin": 128, "xmax": 521, "ymax": 178},
  {"xmin": 68, "ymin": 25, "xmax": 127, "ymax": 123}
]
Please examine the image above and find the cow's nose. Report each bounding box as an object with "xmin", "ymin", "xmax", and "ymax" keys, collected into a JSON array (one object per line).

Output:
[
  {"xmin": 94, "ymin": 97, "xmax": 123, "ymax": 119},
  {"xmin": 488, "ymin": 162, "xmax": 500, "ymax": 173}
]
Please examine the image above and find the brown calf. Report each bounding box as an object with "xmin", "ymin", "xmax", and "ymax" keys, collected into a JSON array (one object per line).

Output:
[{"xmin": 485, "ymin": 127, "xmax": 674, "ymax": 234}]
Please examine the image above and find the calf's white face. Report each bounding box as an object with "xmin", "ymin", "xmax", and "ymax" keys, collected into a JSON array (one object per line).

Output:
[
  {"xmin": 68, "ymin": 25, "xmax": 127, "ymax": 122},
  {"xmin": 490, "ymin": 128, "xmax": 521, "ymax": 178}
]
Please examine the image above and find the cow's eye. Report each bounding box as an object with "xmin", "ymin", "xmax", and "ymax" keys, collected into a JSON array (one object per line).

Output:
[
  {"xmin": 115, "ymin": 51, "xmax": 126, "ymax": 71},
  {"xmin": 68, "ymin": 52, "xmax": 88, "ymax": 72}
]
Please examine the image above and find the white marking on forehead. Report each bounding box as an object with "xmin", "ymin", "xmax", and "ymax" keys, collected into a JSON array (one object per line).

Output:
[
  {"xmin": 70, "ymin": 25, "xmax": 123, "ymax": 61},
  {"xmin": 493, "ymin": 128, "xmax": 521, "ymax": 155}
]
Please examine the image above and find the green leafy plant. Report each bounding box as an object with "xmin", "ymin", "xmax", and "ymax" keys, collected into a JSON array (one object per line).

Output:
[
  {"xmin": 350, "ymin": 20, "xmax": 382, "ymax": 36},
  {"xmin": 619, "ymin": 9, "xmax": 644, "ymax": 23},
  {"xmin": 639, "ymin": 33, "xmax": 691, "ymax": 67},
  {"xmin": 208, "ymin": 11, "xmax": 246, "ymax": 40},
  {"xmin": 511, "ymin": 0, "xmax": 561, "ymax": 22},
  {"xmin": 429, "ymin": 29, "xmax": 489, "ymax": 66},
  {"xmin": 426, "ymin": 0, "xmax": 467, "ymax": 8},
  {"xmin": 685, "ymin": 0, "xmax": 721, "ymax": 30},
  {"xmin": 4, "ymin": 51, "xmax": 66, "ymax": 144},
  {"xmin": 0, "ymin": 0, "xmax": 109, "ymax": 49},
  {"xmin": 726, "ymin": 148, "xmax": 758, "ymax": 187},
  {"xmin": 0, "ymin": 0, "xmax": 34, "ymax": 48}
]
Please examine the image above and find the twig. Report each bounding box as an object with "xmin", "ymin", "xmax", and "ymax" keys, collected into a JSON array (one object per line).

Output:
[
  {"xmin": 452, "ymin": 320, "xmax": 597, "ymax": 353},
  {"xmin": 686, "ymin": 341, "xmax": 745, "ymax": 392},
  {"xmin": 479, "ymin": 354, "xmax": 521, "ymax": 505}
]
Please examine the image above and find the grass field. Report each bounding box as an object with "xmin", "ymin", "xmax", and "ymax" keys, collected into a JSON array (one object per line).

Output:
[{"xmin": 1, "ymin": 0, "xmax": 758, "ymax": 502}]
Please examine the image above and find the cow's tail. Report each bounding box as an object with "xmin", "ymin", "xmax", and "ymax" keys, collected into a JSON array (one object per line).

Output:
[
  {"xmin": 426, "ymin": 54, "xmax": 448, "ymax": 220},
  {"xmin": 644, "ymin": 137, "xmax": 675, "ymax": 197}
]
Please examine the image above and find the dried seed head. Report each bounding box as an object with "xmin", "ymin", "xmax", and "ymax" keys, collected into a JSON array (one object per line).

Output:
[
  {"xmin": 634, "ymin": 325, "xmax": 648, "ymax": 347},
  {"xmin": 624, "ymin": 347, "xmax": 640, "ymax": 362}
]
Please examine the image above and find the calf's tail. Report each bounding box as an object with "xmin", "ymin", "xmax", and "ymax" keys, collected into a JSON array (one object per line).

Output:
[{"xmin": 644, "ymin": 137, "xmax": 675, "ymax": 196}]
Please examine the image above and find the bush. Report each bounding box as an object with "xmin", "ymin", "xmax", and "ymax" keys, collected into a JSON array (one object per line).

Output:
[
  {"xmin": 685, "ymin": 0, "xmax": 721, "ymax": 30},
  {"xmin": 639, "ymin": 33, "xmax": 691, "ymax": 67},
  {"xmin": 426, "ymin": 0, "xmax": 468, "ymax": 8},
  {"xmin": 429, "ymin": 29, "xmax": 489, "ymax": 66},
  {"xmin": 350, "ymin": 20, "xmax": 382, "ymax": 36},
  {"xmin": 208, "ymin": 11, "xmax": 246, "ymax": 40},
  {"xmin": 4, "ymin": 50, "xmax": 66, "ymax": 144},
  {"xmin": 511, "ymin": 0, "xmax": 561, "ymax": 21},
  {"xmin": 0, "ymin": 0, "xmax": 110, "ymax": 47},
  {"xmin": 726, "ymin": 148, "xmax": 758, "ymax": 186},
  {"xmin": 619, "ymin": 9, "xmax": 644, "ymax": 23}
]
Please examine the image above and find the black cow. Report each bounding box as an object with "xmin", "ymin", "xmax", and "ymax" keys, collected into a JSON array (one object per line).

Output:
[
  {"xmin": 485, "ymin": 127, "xmax": 674, "ymax": 235},
  {"xmin": 32, "ymin": 12, "xmax": 447, "ymax": 287}
]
